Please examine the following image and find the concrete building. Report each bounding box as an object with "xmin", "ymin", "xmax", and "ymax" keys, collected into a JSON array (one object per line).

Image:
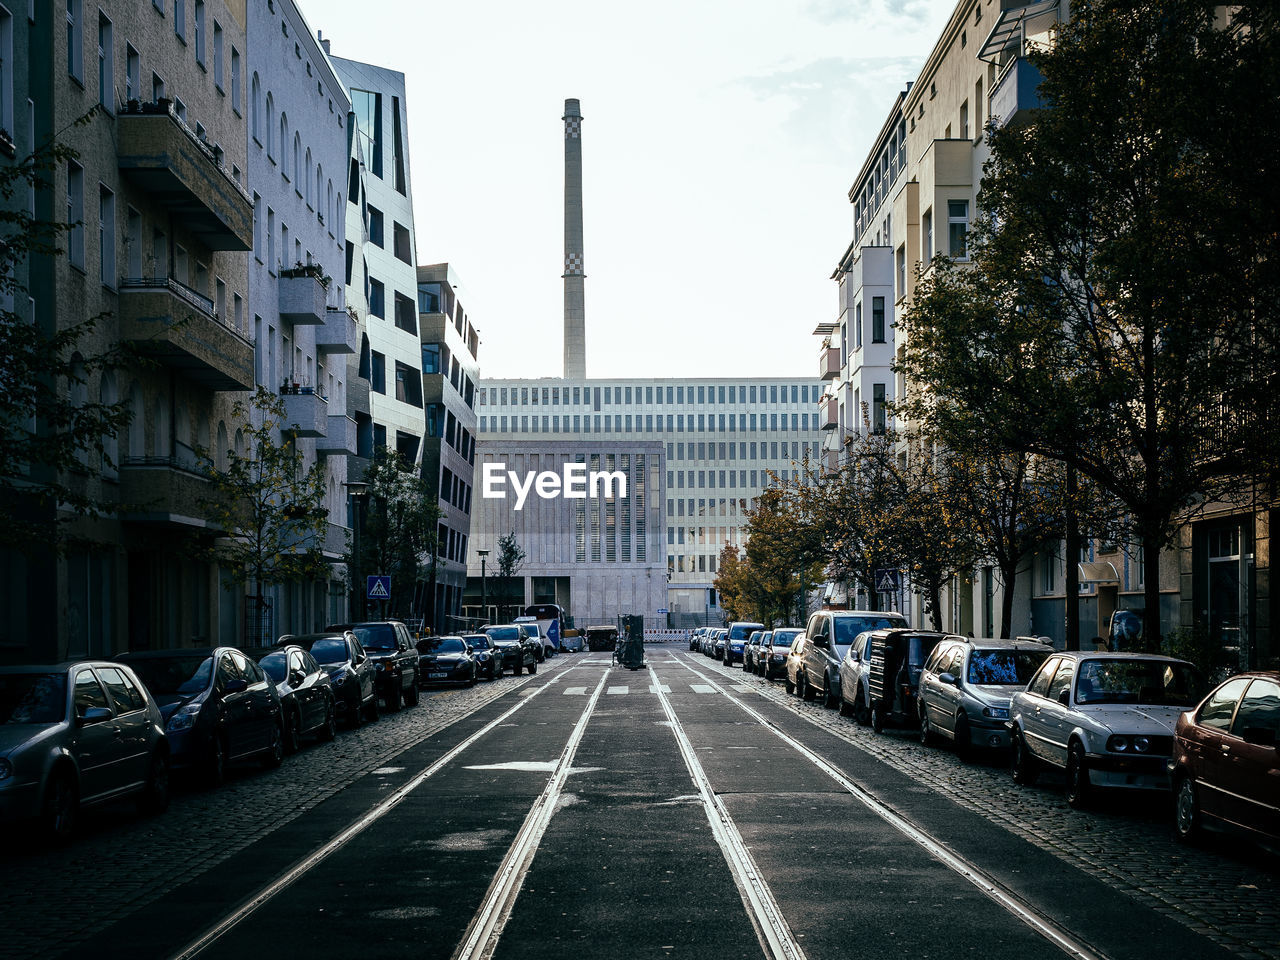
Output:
[
  {"xmin": 417, "ymin": 263, "xmax": 481, "ymax": 633},
  {"xmin": 8, "ymin": 0, "xmax": 254, "ymax": 661},
  {"xmin": 245, "ymin": 1, "xmax": 355, "ymax": 636}
]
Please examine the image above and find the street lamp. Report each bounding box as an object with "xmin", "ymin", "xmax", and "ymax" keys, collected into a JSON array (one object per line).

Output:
[
  {"xmin": 477, "ymin": 549, "xmax": 489, "ymax": 626},
  {"xmin": 343, "ymin": 480, "xmax": 368, "ymax": 620}
]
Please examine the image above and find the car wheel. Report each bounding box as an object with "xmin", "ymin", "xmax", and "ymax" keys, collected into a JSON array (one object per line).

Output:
[
  {"xmin": 871, "ymin": 705, "xmax": 884, "ymax": 733},
  {"xmin": 319, "ymin": 698, "xmax": 337, "ymax": 742},
  {"xmin": 386, "ymin": 681, "xmax": 403, "ymax": 712},
  {"xmin": 206, "ymin": 735, "xmax": 228, "ymax": 788},
  {"xmin": 1174, "ymin": 775, "xmax": 1202, "ymax": 843},
  {"xmin": 953, "ymin": 714, "xmax": 972, "ymax": 760},
  {"xmin": 1011, "ymin": 727, "xmax": 1039, "ymax": 785},
  {"xmin": 823, "ymin": 676, "xmax": 840, "ymax": 710},
  {"xmin": 854, "ymin": 686, "xmax": 870, "ymax": 727},
  {"xmin": 513, "ymin": 661, "xmax": 523, "ymax": 676},
  {"xmin": 784, "ymin": 675, "xmax": 795, "ymax": 695},
  {"xmin": 838, "ymin": 690, "xmax": 854, "ymax": 718},
  {"xmin": 467, "ymin": 674, "xmax": 477, "ymax": 688},
  {"xmin": 137, "ymin": 749, "xmax": 171, "ymax": 816},
  {"xmin": 920, "ymin": 708, "xmax": 937, "ymax": 746},
  {"xmin": 405, "ymin": 680, "xmax": 420, "ymax": 707},
  {"xmin": 283, "ymin": 709, "xmax": 302, "ymax": 755},
  {"xmin": 41, "ymin": 769, "xmax": 78, "ymax": 843},
  {"xmin": 801, "ymin": 672, "xmax": 816, "ymax": 702},
  {"xmin": 263, "ymin": 721, "xmax": 285, "ymax": 769},
  {"xmin": 364, "ymin": 693, "xmax": 379, "ymax": 722},
  {"xmin": 1065, "ymin": 741, "xmax": 1091, "ymax": 808},
  {"xmin": 527, "ymin": 659, "xmax": 537, "ymax": 674}
]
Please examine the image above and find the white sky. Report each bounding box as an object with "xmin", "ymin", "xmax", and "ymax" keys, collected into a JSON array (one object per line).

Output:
[{"xmin": 300, "ymin": 0, "xmax": 957, "ymax": 380}]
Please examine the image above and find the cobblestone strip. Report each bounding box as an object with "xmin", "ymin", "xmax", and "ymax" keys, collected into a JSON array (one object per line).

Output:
[
  {"xmin": 1, "ymin": 660, "xmax": 574, "ymax": 960},
  {"xmin": 701, "ymin": 656, "xmax": 1280, "ymax": 960}
]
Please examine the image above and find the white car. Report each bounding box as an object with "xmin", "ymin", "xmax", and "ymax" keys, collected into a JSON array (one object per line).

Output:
[
  {"xmin": 512, "ymin": 617, "xmax": 554, "ymax": 659},
  {"xmin": 1009, "ymin": 651, "xmax": 1206, "ymax": 808}
]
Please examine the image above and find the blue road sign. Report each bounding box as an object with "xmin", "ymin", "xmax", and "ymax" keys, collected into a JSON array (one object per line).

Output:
[
  {"xmin": 874, "ymin": 568, "xmax": 902, "ymax": 594},
  {"xmin": 367, "ymin": 575, "xmax": 391, "ymax": 600},
  {"xmin": 657, "ymin": 608, "xmax": 668, "ymax": 614}
]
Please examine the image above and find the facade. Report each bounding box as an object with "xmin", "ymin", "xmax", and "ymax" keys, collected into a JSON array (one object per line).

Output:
[
  {"xmin": 245, "ymin": 0, "xmax": 354, "ymax": 636},
  {"xmin": 474, "ymin": 377, "xmax": 825, "ymax": 624},
  {"xmin": 417, "ymin": 263, "xmax": 481, "ymax": 633},
  {"xmin": 465, "ymin": 440, "xmax": 666, "ymax": 626}
]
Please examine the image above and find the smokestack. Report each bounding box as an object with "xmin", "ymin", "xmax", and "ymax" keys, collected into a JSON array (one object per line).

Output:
[{"xmin": 563, "ymin": 98, "xmax": 586, "ymax": 379}]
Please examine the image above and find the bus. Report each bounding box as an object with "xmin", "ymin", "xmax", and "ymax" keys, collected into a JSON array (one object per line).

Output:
[{"xmin": 521, "ymin": 604, "xmax": 566, "ymax": 653}]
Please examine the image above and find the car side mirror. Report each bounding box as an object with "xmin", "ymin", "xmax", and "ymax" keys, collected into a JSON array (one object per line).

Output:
[
  {"xmin": 77, "ymin": 706, "xmax": 113, "ymax": 726},
  {"xmin": 289, "ymin": 670, "xmax": 306, "ymax": 686},
  {"xmin": 1240, "ymin": 726, "xmax": 1277, "ymax": 748},
  {"xmin": 1057, "ymin": 689, "xmax": 1071, "ymax": 706},
  {"xmin": 812, "ymin": 636, "xmax": 830, "ymax": 649},
  {"xmin": 939, "ymin": 672, "xmax": 958, "ymax": 686},
  {"xmin": 224, "ymin": 678, "xmax": 249, "ymax": 694}
]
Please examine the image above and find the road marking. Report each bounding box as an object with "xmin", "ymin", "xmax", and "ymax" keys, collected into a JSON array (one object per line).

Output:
[
  {"xmin": 453, "ymin": 670, "xmax": 610, "ymax": 960},
  {"xmin": 649, "ymin": 684, "xmax": 672, "ymax": 693},
  {"xmin": 168, "ymin": 666, "xmax": 581, "ymax": 960},
  {"xmin": 691, "ymin": 683, "xmax": 717, "ymax": 694},
  {"xmin": 370, "ymin": 767, "xmax": 405, "ymax": 775},
  {"xmin": 563, "ymin": 686, "xmax": 589, "ymax": 695},
  {"xmin": 649, "ymin": 667, "xmax": 807, "ymax": 960},
  {"xmin": 674, "ymin": 655, "xmax": 1109, "ymax": 960},
  {"xmin": 731, "ymin": 684, "xmax": 755, "ymax": 693},
  {"xmin": 606, "ymin": 685, "xmax": 629, "ymax": 695}
]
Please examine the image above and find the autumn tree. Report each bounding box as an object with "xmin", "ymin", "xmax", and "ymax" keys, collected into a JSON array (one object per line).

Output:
[
  {"xmin": 744, "ymin": 486, "xmax": 825, "ymax": 626},
  {"xmin": 714, "ymin": 544, "xmax": 750, "ymax": 623}
]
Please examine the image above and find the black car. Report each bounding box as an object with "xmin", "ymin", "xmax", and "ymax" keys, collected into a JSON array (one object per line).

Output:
[
  {"xmin": 286, "ymin": 632, "xmax": 378, "ymax": 728},
  {"xmin": 416, "ymin": 636, "xmax": 478, "ymax": 687},
  {"xmin": 463, "ymin": 634, "xmax": 500, "ymax": 680},
  {"xmin": 119, "ymin": 648, "xmax": 284, "ymax": 786},
  {"xmin": 484, "ymin": 625, "xmax": 538, "ymax": 675},
  {"xmin": 257, "ymin": 646, "xmax": 337, "ymax": 752},
  {"xmin": 325, "ymin": 621, "xmax": 420, "ymax": 711}
]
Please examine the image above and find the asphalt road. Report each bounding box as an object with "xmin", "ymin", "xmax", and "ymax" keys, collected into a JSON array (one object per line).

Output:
[{"xmin": 47, "ymin": 650, "xmax": 1270, "ymax": 960}]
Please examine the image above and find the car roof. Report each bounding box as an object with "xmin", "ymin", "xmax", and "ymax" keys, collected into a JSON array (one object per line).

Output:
[
  {"xmin": 0, "ymin": 660, "xmax": 144, "ymax": 673},
  {"xmin": 116, "ymin": 647, "xmax": 224, "ymax": 659},
  {"xmin": 946, "ymin": 637, "xmax": 1056, "ymax": 651},
  {"xmin": 1051, "ymin": 650, "xmax": 1193, "ymax": 663},
  {"xmin": 827, "ymin": 609, "xmax": 906, "ymax": 618}
]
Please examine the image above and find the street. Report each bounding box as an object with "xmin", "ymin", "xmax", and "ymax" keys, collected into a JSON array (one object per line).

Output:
[{"xmin": 5, "ymin": 647, "xmax": 1277, "ymax": 960}]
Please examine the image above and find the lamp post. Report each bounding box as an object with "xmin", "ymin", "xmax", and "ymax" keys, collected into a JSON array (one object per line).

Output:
[
  {"xmin": 343, "ymin": 480, "xmax": 368, "ymax": 620},
  {"xmin": 477, "ymin": 549, "xmax": 489, "ymax": 626}
]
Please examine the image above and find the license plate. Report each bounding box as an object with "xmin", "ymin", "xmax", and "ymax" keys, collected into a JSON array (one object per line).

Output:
[{"xmin": 429, "ymin": 672, "xmax": 448, "ymax": 679}]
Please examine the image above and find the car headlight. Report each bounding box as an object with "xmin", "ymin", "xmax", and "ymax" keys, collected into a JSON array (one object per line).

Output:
[
  {"xmin": 1133, "ymin": 736, "xmax": 1151, "ymax": 752},
  {"xmin": 1107, "ymin": 735, "xmax": 1129, "ymax": 752},
  {"xmin": 0, "ymin": 758, "xmax": 12, "ymax": 781},
  {"xmin": 167, "ymin": 704, "xmax": 200, "ymax": 733},
  {"xmin": 981, "ymin": 706, "xmax": 1009, "ymax": 719}
]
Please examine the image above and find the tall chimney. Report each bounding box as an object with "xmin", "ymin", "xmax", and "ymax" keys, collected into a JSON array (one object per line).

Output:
[{"xmin": 562, "ymin": 99, "xmax": 586, "ymax": 379}]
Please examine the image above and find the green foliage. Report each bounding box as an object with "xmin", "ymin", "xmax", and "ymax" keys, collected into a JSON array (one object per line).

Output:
[
  {"xmin": 494, "ymin": 531, "xmax": 526, "ymax": 620},
  {"xmin": 198, "ymin": 388, "xmax": 330, "ymax": 590},
  {"xmin": 353, "ymin": 449, "xmax": 440, "ymax": 614},
  {"xmin": 1163, "ymin": 623, "xmax": 1233, "ymax": 685}
]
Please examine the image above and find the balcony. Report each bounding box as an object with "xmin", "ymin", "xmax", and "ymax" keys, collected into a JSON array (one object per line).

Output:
[
  {"xmin": 322, "ymin": 521, "xmax": 350, "ymax": 559},
  {"xmin": 277, "ymin": 271, "xmax": 327, "ymax": 325},
  {"xmin": 989, "ymin": 57, "xmax": 1044, "ymax": 129},
  {"xmin": 318, "ymin": 415, "xmax": 357, "ymax": 456},
  {"xmin": 279, "ymin": 389, "xmax": 329, "ymax": 438},
  {"xmin": 117, "ymin": 103, "xmax": 253, "ymax": 251},
  {"xmin": 118, "ymin": 457, "xmax": 220, "ymax": 528},
  {"xmin": 819, "ymin": 344, "xmax": 841, "ymax": 380},
  {"xmin": 316, "ymin": 307, "xmax": 359, "ymax": 353},
  {"xmin": 119, "ymin": 278, "xmax": 255, "ymax": 391},
  {"xmin": 823, "ymin": 448, "xmax": 841, "ymax": 476},
  {"xmin": 346, "ymin": 454, "xmax": 371, "ymax": 485},
  {"xmin": 820, "ymin": 396, "xmax": 839, "ymax": 430}
]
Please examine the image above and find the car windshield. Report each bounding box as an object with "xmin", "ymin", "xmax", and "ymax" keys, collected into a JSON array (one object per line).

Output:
[
  {"xmin": 487, "ymin": 627, "xmax": 521, "ymax": 643},
  {"xmin": 835, "ymin": 616, "xmax": 907, "ymax": 645},
  {"xmin": 771, "ymin": 631, "xmax": 800, "ymax": 646},
  {"xmin": 420, "ymin": 637, "xmax": 467, "ymax": 654},
  {"xmin": 0, "ymin": 673, "xmax": 67, "ymax": 724},
  {"xmin": 303, "ymin": 638, "xmax": 351, "ymax": 665},
  {"xmin": 259, "ymin": 652, "xmax": 288, "ymax": 682},
  {"xmin": 351, "ymin": 624, "xmax": 397, "ymax": 650},
  {"xmin": 967, "ymin": 649, "xmax": 1049, "ymax": 685},
  {"xmin": 516, "ymin": 622, "xmax": 541, "ymax": 637},
  {"xmin": 465, "ymin": 637, "xmax": 491, "ymax": 650},
  {"xmin": 729, "ymin": 624, "xmax": 763, "ymax": 641},
  {"xmin": 128, "ymin": 656, "xmax": 214, "ymax": 695},
  {"xmin": 1075, "ymin": 659, "xmax": 1204, "ymax": 707}
]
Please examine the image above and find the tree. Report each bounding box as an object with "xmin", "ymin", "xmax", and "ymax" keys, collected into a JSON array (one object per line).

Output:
[
  {"xmin": 495, "ymin": 531, "xmax": 526, "ymax": 621},
  {"xmin": 198, "ymin": 388, "xmax": 329, "ymax": 639},
  {"xmin": 353, "ymin": 449, "xmax": 440, "ymax": 619},
  {"xmin": 0, "ymin": 110, "xmax": 137, "ymax": 550},
  {"xmin": 714, "ymin": 543, "xmax": 750, "ymax": 623},
  {"xmin": 743, "ymin": 486, "xmax": 824, "ymax": 626},
  {"xmin": 897, "ymin": 1, "xmax": 1280, "ymax": 647}
]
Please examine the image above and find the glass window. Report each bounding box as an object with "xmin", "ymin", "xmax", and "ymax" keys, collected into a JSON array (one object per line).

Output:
[
  {"xmin": 948, "ymin": 199, "xmax": 969, "ymax": 259},
  {"xmin": 1045, "ymin": 658, "xmax": 1076, "ymax": 703},
  {"xmin": 1075, "ymin": 658, "xmax": 1204, "ymax": 707},
  {"xmin": 967, "ymin": 649, "xmax": 1049, "ymax": 685},
  {"xmin": 1231, "ymin": 680, "xmax": 1280, "ymax": 744},
  {"xmin": 73, "ymin": 669, "xmax": 111, "ymax": 717},
  {"xmin": 1196, "ymin": 676, "xmax": 1251, "ymax": 731},
  {"xmin": 1027, "ymin": 658, "xmax": 1059, "ymax": 698},
  {"xmin": 97, "ymin": 666, "xmax": 146, "ymax": 713}
]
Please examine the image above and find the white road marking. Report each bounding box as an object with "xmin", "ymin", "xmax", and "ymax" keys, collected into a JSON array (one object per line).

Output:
[
  {"xmin": 452, "ymin": 669, "xmax": 611, "ymax": 960},
  {"xmin": 464, "ymin": 761, "xmax": 558, "ymax": 772},
  {"xmin": 649, "ymin": 684, "xmax": 672, "ymax": 693},
  {"xmin": 673, "ymin": 654, "xmax": 1109, "ymax": 960},
  {"xmin": 370, "ymin": 767, "xmax": 405, "ymax": 775},
  {"xmin": 564, "ymin": 686, "xmax": 589, "ymax": 695},
  {"xmin": 606, "ymin": 685, "xmax": 629, "ymax": 695},
  {"xmin": 731, "ymin": 684, "xmax": 755, "ymax": 693},
  {"xmin": 648, "ymin": 668, "xmax": 807, "ymax": 960},
  {"xmin": 691, "ymin": 684, "xmax": 717, "ymax": 694}
]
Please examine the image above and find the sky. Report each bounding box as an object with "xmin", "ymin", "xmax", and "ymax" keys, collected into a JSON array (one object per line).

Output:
[{"xmin": 299, "ymin": 0, "xmax": 958, "ymax": 380}]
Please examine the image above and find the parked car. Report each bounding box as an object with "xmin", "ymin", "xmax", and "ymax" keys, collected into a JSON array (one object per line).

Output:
[
  {"xmin": 513, "ymin": 616, "xmax": 553, "ymax": 660},
  {"xmin": 836, "ymin": 630, "xmax": 877, "ymax": 723},
  {"xmin": 120, "ymin": 647, "xmax": 284, "ymax": 786},
  {"xmin": 723, "ymin": 622, "xmax": 765, "ymax": 667},
  {"xmin": 865, "ymin": 630, "xmax": 949, "ymax": 732},
  {"xmin": 743, "ymin": 631, "xmax": 771, "ymax": 673},
  {"xmin": 463, "ymin": 634, "xmax": 500, "ymax": 680},
  {"xmin": 795, "ymin": 610, "xmax": 910, "ymax": 708},
  {"xmin": 485, "ymin": 625, "xmax": 538, "ymax": 675},
  {"xmin": 0, "ymin": 662, "xmax": 170, "ymax": 842},
  {"xmin": 325, "ymin": 621, "xmax": 420, "ymax": 711},
  {"xmin": 916, "ymin": 637, "xmax": 1053, "ymax": 756},
  {"xmin": 285, "ymin": 632, "xmax": 378, "ymax": 728},
  {"xmin": 713, "ymin": 630, "xmax": 728, "ymax": 661},
  {"xmin": 1009, "ymin": 651, "xmax": 1205, "ymax": 808},
  {"xmin": 760, "ymin": 629, "xmax": 802, "ymax": 679},
  {"xmin": 784, "ymin": 633, "xmax": 809, "ymax": 693},
  {"xmin": 1170, "ymin": 671, "xmax": 1279, "ymax": 845},
  {"xmin": 689, "ymin": 628, "xmax": 705, "ymax": 652},
  {"xmin": 417, "ymin": 636, "xmax": 478, "ymax": 687},
  {"xmin": 256, "ymin": 646, "xmax": 336, "ymax": 753}
]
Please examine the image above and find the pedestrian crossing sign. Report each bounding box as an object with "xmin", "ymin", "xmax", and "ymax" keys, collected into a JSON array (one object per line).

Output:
[
  {"xmin": 367, "ymin": 575, "xmax": 391, "ymax": 599},
  {"xmin": 874, "ymin": 568, "xmax": 901, "ymax": 593}
]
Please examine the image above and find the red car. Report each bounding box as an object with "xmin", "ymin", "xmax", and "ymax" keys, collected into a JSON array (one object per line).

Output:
[{"xmin": 1169, "ymin": 670, "xmax": 1280, "ymax": 845}]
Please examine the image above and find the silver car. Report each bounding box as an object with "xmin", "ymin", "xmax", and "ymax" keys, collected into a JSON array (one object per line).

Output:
[
  {"xmin": 0, "ymin": 662, "xmax": 170, "ymax": 842},
  {"xmin": 916, "ymin": 637, "xmax": 1053, "ymax": 756}
]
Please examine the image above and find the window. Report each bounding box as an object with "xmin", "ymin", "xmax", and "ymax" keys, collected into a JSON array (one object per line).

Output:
[
  {"xmin": 174, "ymin": 0, "xmax": 184, "ymax": 41},
  {"xmin": 212, "ymin": 20, "xmax": 222, "ymax": 87},
  {"xmin": 394, "ymin": 292, "xmax": 415, "ymax": 334},
  {"xmin": 292, "ymin": 132, "xmax": 300, "ymax": 184},
  {"xmin": 351, "ymin": 88, "xmax": 381, "ymax": 177},
  {"xmin": 871, "ymin": 297, "xmax": 885, "ymax": 343},
  {"xmin": 395, "ymin": 362, "xmax": 422, "ymax": 407},
  {"xmin": 922, "ymin": 207, "xmax": 933, "ymax": 260},
  {"xmin": 66, "ymin": 160, "xmax": 84, "ymax": 268},
  {"xmin": 125, "ymin": 206, "xmax": 141, "ymax": 276},
  {"xmin": 368, "ymin": 278, "xmax": 385, "ymax": 318},
  {"xmin": 948, "ymin": 200, "xmax": 969, "ymax": 259},
  {"xmin": 370, "ymin": 351, "xmax": 386, "ymax": 394},
  {"xmin": 855, "ymin": 302, "xmax": 862, "ymax": 348},
  {"xmin": 230, "ymin": 48, "xmax": 241, "ymax": 113},
  {"xmin": 872, "ymin": 383, "xmax": 885, "ymax": 434},
  {"xmin": 66, "ymin": 0, "xmax": 83, "ymax": 82},
  {"xmin": 194, "ymin": 1, "xmax": 204, "ymax": 65},
  {"xmin": 98, "ymin": 184, "xmax": 114, "ymax": 286},
  {"xmin": 1045, "ymin": 658, "xmax": 1075, "ymax": 704},
  {"xmin": 393, "ymin": 222, "xmax": 411, "ymax": 264},
  {"xmin": 124, "ymin": 43, "xmax": 138, "ymax": 104},
  {"xmin": 1196, "ymin": 677, "xmax": 1249, "ymax": 731},
  {"xmin": 368, "ymin": 205, "xmax": 383, "ymax": 246},
  {"xmin": 959, "ymin": 100, "xmax": 968, "ymax": 139},
  {"xmin": 96, "ymin": 13, "xmax": 112, "ymax": 111},
  {"xmin": 151, "ymin": 70, "xmax": 164, "ymax": 102},
  {"xmin": 896, "ymin": 245, "xmax": 906, "ymax": 300},
  {"xmin": 1232, "ymin": 679, "xmax": 1280, "ymax": 742},
  {"xmin": 250, "ymin": 72, "xmax": 260, "ymax": 139},
  {"xmin": 1040, "ymin": 546, "xmax": 1056, "ymax": 593},
  {"xmin": 265, "ymin": 93, "xmax": 274, "ymax": 158}
]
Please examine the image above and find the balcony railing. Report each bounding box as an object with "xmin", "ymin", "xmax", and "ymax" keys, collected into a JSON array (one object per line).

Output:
[
  {"xmin": 318, "ymin": 415, "xmax": 357, "ymax": 456},
  {"xmin": 279, "ymin": 389, "xmax": 329, "ymax": 438},
  {"xmin": 820, "ymin": 396, "xmax": 839, "ymax": 430},
  {"xmin": 118, "ymin": 456, "xmax": 221, "ymax": 527},
  {"xmin": 988, "ymin": 56, "xmax": 1044, "ymax": 130},
  {"xmin": 819, "ymin": 344, "xmax": 841, "ymax": 381},
  {"xmin": 316, "ymin": 307, "xmax": 359, "ymax": 353},
  {"xmin": 277, "ymin": 269, "xmax": 327, "ymax": 325}
]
